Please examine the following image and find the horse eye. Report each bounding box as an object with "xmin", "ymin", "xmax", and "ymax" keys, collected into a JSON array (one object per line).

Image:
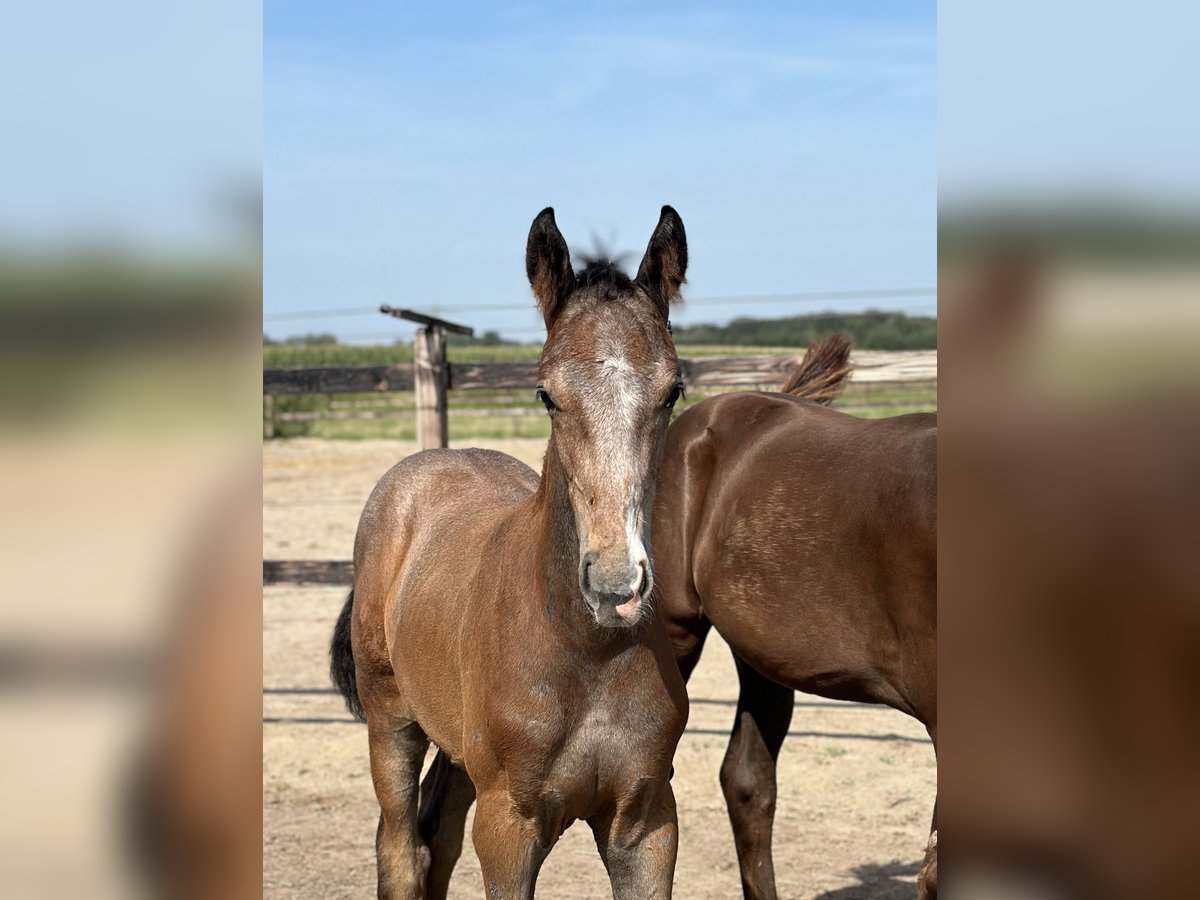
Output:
[
  {"xmin": 664, "ymin": 381, "xmax": 685, "ymax": 409},
  {"xmin": 535, "ymin": 387, "xmax": 557, "ymax": 413}
]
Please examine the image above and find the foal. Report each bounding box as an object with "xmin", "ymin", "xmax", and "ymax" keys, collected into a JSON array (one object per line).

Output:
[{"xmin": 331, "ymin": 207, "xmax": 690, "ymax": 899}]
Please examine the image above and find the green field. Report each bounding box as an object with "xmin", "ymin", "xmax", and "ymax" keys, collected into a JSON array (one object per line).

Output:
[{"xmin": 263, "ymin": 342, "xmax": 839, "ymax": 369}]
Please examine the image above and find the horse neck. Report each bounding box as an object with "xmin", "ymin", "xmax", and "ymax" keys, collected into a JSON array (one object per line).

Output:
[{"xmin": 528, "ymin": 434, "xmax": 627, "ymax": 649}]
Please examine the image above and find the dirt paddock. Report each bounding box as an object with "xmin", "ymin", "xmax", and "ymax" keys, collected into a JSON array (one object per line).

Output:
[{"xmin": 264, "ymin": 439, "xmax": 936, "ymax": 899}]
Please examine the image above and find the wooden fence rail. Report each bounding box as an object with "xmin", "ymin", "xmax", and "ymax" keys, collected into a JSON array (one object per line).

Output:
[
  {"xmin": 263, "ymin": 364, "xmax": 415, "ymax": 395},
  {"xmin": 264, "ymin": 352, "xmax": 934, "ymax": 396},
  {"xmin": 263, "ymin": 560, "xmax": 354, "ymax": 586},
  {"xmin": 263, "ymin": 350, "xmax": 936, "ymax": 443}
]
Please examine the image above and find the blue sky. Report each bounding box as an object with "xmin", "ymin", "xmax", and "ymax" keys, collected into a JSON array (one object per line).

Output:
[
  {"xmin": 0, "ymin": 0, "xmax": 259, "ymax": 253},
  {"xmin": 940, "ymin": 2, "xmax": 1200, "ymax": 208},
  {"xmin": 264, "ymin": 2, "xmax": 936, "ymax": 342}
]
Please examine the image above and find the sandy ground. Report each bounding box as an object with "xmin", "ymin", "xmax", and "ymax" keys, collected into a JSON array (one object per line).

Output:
[{"xmin": 264, "ymin": 439, "xmax": 936, "ymax": 899}]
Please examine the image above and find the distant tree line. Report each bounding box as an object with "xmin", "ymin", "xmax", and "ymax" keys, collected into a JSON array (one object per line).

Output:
[
  {"xmin": 264, "ymin": 329, "xmax": 515, "ymax": 347},
  {"xmin": 263, "ymin": 332, "xmax": 338, "ymax": 346},
  {"xmin": 446, "ymin": 329, "xmax": 510, "ymax": 347},
  {"xmin": 265, "ymin": 313, "xmax": 937, "ymax": 351},
  {"xmin": 939, "ymin": 203, "xmax": 1200, "ymax": 263},
  {"xmin": 671, "ymin": 310, "xmax": 936, "ymax": 350}
]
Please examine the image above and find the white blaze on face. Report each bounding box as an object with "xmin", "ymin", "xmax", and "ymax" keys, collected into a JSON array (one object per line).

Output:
[
  {"xmin": 572, "ymin": 349, "xmax": 654, "ymax": 596},
  {"xmin": 601, "ymin": 348, "xmax": 640, "ymax": 417},
  {"xmin": 625, "ymin": 488, "xmax": 649, "ymax": 596},
  {"xmin": 602, "ymin": 351, "xmax": 647, "ymax": 543}
]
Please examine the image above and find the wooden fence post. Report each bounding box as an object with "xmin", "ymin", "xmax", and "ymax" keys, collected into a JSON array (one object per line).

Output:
[
  {"xmin": 414, "ymin": 326, "xmax": 449, "ymax": 449},
  {"xmin": 263, "ymin": 394, "xmax": 275, "ymax": 439}
]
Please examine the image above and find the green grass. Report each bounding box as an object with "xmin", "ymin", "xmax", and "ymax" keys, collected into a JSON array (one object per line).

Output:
[
  {"xmin": 264, "ymin": 344, "xmax": 935, "ymax": 439},
  {"xmin": 264, "ymin": 343, "xmax": 544, "ymax": 368},
  {"xmin": 262, "ymin": 342, "xmax": 865, "ymax": 369}
]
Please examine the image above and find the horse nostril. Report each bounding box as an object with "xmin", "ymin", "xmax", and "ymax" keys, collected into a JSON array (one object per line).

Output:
[
  {"xmin": 630, "ymin": 565, "xmax": 644, "ymax": 596},
  {"xmin": 635, "ymin": 561, "xmax": 649, "ymax": 596},
  {"xmin": 581, "ymin": 551, "xmax": 599, "ymax": 588}
]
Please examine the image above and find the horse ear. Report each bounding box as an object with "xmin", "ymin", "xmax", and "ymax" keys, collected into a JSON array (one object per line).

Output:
[
  {"xmin": 526, "ymin": 208, "xmax": 575, "ymax": 325},
  {"xmin": 636, "ymin": 205, "xmax": 688, "ymax": 317}
]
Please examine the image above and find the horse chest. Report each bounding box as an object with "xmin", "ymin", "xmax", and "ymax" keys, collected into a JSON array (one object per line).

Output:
[
  {"xmin": 559, "ymin": 702, "xmax": 641, "ymax": 769},
  {"xmin": 467, "ymin": 678, "xmax": 675, "ymax": 814},
  {"xmin": 554, "ymin": 699, "xmax": 673, "ymax": 802}
]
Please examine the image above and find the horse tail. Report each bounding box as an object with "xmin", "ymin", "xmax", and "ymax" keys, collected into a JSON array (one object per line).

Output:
[
  {"xmin": 330, "ymin": 589, "xmax": 366, "ymax": 722},
  {"xmin": 781, "ymin": 332, "xmax": 852, "ymax": 405}
]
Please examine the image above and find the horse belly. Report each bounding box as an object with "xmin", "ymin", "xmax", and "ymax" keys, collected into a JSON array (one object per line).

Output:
[{"xmin": 701, "ymin": 534, "xmax": 909, "ymax": 709}]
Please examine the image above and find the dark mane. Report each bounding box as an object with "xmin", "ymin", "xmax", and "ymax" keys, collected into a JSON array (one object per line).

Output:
[{"xmin": 575, "ymin": 253, "xmax": 633, "ymax": 299}]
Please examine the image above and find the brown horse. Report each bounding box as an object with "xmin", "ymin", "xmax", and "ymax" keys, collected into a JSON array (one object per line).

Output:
[
  {"xmin": 652, "ymin": 334, "xmax": 937, "ymax": 899},
  {"xmin": 330, "ymin": 207, "xmax": 690, "ymax": 899}
]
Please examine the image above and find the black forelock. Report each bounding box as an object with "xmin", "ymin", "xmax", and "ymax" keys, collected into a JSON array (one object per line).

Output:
[{"xmin": 574, "ymin": 251, "xmax": 634, "ymax": 299}]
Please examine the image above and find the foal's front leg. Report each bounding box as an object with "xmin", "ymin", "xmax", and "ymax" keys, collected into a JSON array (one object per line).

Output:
[
  {"xmin": 471, "ymin": 790, "xmax": 552, "ymax": 900},
  {"xmin": 592, "ymin": 780, "xmax": 680, "ymax": 900}
]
